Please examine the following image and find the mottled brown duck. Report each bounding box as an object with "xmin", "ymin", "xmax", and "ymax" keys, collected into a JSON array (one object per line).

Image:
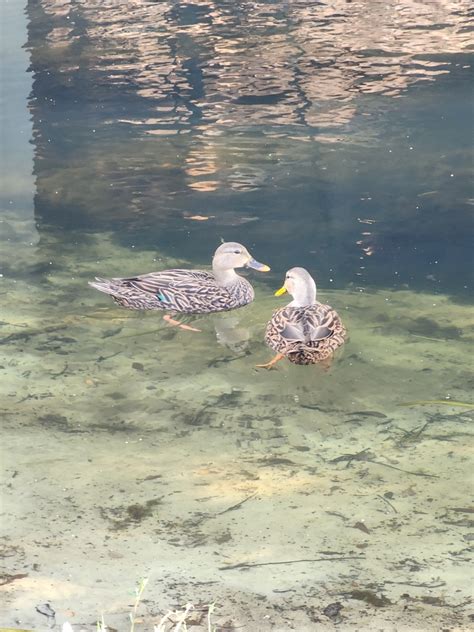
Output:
[
  {"xmin": 257, "ymin": 267, "xmax": 346, "ymax": 369},
  {"xmin": 89, "ymin": 242, "xmax": 270, "ymax": 329}
]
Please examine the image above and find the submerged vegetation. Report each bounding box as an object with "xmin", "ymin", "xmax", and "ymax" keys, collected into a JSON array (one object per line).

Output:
[{"xmin": 1, "ymin": 0, "xmax": 473, "ymax": 630}]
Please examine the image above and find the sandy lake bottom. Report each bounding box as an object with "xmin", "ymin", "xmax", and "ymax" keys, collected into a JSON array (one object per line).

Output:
[{"xmin": 1, "ymin": 222, "xmax": 473, "ymax": 631}]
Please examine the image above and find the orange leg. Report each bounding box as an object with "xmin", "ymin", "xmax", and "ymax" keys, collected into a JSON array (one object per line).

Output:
[
  {"xmin": 163, "ymin": 314, "xmax": 201, "ymax": 332},
  {"xmin": 256, "ymin": 353, "xmax": 285, "ymax": 370}
]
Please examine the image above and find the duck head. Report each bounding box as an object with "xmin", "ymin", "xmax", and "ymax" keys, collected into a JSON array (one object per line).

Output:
[
  {"xmin": 212, "ymin": 242, "xmax": 270, "ymax": 273},
  {"xmin": 275, "ymin": 267, "xmax": 317, "ymax": 307}
]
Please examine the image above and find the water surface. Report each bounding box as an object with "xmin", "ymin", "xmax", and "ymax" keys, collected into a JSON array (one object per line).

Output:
[{"xmin": 1, "ymin": 1, "xmax": 473, "ymax": 630}]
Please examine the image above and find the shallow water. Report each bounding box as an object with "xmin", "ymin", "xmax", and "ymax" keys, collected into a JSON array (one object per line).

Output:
[{"xmin": 1, "ymin": 1, "xmax": 473, "ymax": 630}]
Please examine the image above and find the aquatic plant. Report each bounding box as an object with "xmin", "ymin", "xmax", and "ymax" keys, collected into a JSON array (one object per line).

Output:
[
  {"xmin": 130, "ymin": 577, "xmax": 149, "ymax": 632},
  {"xmin": 61, "ymin": 578, "xmax": 216, "ymax": 632}
]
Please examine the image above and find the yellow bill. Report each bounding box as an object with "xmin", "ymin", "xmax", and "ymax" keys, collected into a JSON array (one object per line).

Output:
[{"xmin": 274, "ymin": 286, "xmax": 287, "ymax": 296}]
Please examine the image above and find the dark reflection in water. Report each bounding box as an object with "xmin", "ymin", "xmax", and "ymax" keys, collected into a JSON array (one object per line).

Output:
[{"xmin": 26, "ymin": 0, "xmax": 473, "ymax": 295}]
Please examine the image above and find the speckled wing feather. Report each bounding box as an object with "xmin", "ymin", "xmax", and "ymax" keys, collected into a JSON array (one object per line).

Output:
[
  {"xmin": 265, "ymin": 302, "xmax": 346, "ymax": 364},
  {"xmin": 89, "ymin": 269, "xmax": 254, "ymax": 313}
]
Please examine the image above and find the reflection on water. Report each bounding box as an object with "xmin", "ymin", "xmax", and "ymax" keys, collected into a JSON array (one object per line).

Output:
[
  {"xmin": 1, "ymin": 0, "xmax": 473, "ymax": 630},
  {"xmin": 26, "ymin": 0, "xmax": 473, "ymax": 294},
  {"xmin": 34, "ymin": 0, "xmax": 472, "ymax": 127}
]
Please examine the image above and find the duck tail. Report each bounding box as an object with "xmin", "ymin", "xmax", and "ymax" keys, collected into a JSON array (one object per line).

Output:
[{"xmin": 88, "ymin": 277, "xmax": 119, "ymax": 296}]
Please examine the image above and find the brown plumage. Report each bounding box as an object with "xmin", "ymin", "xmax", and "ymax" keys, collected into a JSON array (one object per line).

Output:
[
  {"xmin": 258, "ymin": 267, "xmax": 346, "ymax": 368},
  {"xmin": 265, "ymin": 302, "xmax": 346, "ymax": 364},
  {"xmin": 89, "ymin": 242, "xmax": 270, "ymax": 315}
]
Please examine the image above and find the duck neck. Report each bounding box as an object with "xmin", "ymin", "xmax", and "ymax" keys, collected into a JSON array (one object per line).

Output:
[
  {"xmin": 289, "ymin": 286, "xmax": 317, "ymax": 307},
  {"xmin": 213, "ymin": 265, "xmax": 240, "ymax": 287}
]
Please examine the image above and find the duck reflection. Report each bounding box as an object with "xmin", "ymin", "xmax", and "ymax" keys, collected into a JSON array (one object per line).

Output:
[{"xmin": 212, "ymin": 313, "xmax": 250, "ymax": 353}]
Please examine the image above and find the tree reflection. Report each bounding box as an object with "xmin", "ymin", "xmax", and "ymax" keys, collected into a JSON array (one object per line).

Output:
[{"xmin": 26, "ymin": 0, "xmax": 473, "ymax": 292}]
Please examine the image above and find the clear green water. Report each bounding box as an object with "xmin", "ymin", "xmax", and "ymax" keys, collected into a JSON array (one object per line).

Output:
[{"xmin": 1, "ymin": 1, "xmax": 473, "ymax": 630}]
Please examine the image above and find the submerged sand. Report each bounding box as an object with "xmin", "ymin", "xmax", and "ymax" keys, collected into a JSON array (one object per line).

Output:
[{"xmin": 1, "ymin": 222, "xmax": 473, "ymax": 630}]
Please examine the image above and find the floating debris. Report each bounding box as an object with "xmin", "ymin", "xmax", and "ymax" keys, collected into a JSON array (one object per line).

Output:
[
  {"xmin": 346, "ymin": 410, "xmax": 388, "ymax": 418},
  {"xmin": 0, "ymin": 573, "xmax": 28, "ymax": 586},
  {"xmin": 344, "ymin": 590, "xmax": 391, "ymax": 608},
  {"xmin": 35, "ymin": 603, "xmax": 56, "ymax": 624},
  {"xmin": 322, "ymin": 602, "xmax": 343, "ymax": 620},
  {"xmin": 184, "ymin": 214, "xmax": 215, "ymax": 221},
  {"xmin": 398, "ymin": 400, "xmax": 474, "ymax": 409}
]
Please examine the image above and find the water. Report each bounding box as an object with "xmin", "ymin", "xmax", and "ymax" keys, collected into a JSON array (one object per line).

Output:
[{"xmin": 1, "ymin": 1, "xmax": 473, "ymax": 630}]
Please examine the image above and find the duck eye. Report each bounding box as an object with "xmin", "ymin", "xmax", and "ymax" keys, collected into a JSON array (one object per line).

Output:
[{"xmin": 234, "ymin": 250, "xmax": 241, "ymax": 254}]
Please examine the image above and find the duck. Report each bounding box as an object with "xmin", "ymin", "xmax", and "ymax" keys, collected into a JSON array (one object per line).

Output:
[
  {"xmin": 89, "ymin": 242, "xmax": 270, "ymax": 321},
  {"xmin": 257, "ymin": 267, "xmax": 346, "ymax": 369}
]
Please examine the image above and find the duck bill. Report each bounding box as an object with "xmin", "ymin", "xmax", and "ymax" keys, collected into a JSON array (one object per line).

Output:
[
  {"xmin": 246, "ymin": 258, "xmax": 270, "ymax": 272},
  {"xmin": 274, "ymin": 286, "xmax": 287, "ymax": 296}
]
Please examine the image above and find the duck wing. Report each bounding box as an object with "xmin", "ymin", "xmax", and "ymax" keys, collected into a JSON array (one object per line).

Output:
[
  {"xmin": 90, "ymin": 269, "xmax": 245, "ymax": 313},
  {"xmin": 116, "ymin": 269, "xmax": 214, "ymax": 296},
  {"xmin": 266, "ymin": 303, "xmax": 345, "ymax": 355},
  {"xmin": 280, "ymin": 321, "xmax": 332, "ymax": 343},
  {"xmin": 274, "ymin": 305, "xmax": 333, "ymax": 342}
]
